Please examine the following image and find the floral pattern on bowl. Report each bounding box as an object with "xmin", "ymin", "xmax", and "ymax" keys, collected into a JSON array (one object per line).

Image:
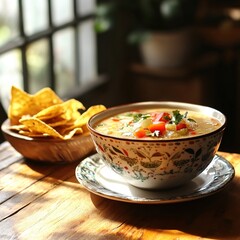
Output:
[
  {"xmin": 88, "ymin": 101, "xmax": 226, "ymax": 190},
  {"xmin": 90, "ymin": 130, "xmax": 223, "ymax": 189}
]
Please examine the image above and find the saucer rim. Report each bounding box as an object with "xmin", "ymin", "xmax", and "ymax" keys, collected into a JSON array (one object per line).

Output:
[{"xmin": 75, "ymin": 154, "xmax": 235, "ymax": 204}]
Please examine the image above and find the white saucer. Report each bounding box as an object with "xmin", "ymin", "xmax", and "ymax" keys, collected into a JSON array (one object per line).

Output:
[{"xmin": 75, "ymin": 154, "xmax": 235, "ymax": 204}]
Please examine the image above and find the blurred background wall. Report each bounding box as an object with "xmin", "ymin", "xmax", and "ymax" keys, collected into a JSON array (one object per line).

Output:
[{"xmin": 0, "ymin": 0, "xmax": 240, "ymax": 153}]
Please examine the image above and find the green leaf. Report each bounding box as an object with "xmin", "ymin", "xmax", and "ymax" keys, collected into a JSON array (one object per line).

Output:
[
  {"xmin": 195, "ymin": 148, "xmax": 202, "ymax": 158},
  {"xmin": 185, "ymin": 148, "xmax": 194, "ymax": 155},
  {"xmin": 132, "ymin": 113, "xmax": 150, "ymax": 123},
  {"xmin": 172, "ymin": 110, "xmax": 183, "ymax": 124},
  {"xmin": 94, "ymin": 18, "xmax": 112, "ymax": 32},
  {"xmin": 112, "ymin": 146, "xmax": 124, "ymax": 155}
]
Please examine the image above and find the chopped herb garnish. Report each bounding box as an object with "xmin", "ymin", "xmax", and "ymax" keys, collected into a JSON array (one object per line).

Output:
[
  {"xmin": 170, "ymin": 110, "xmax": 194, "ymax": 124},
  {"xmin": 171, "ymin": 110, "xmax": 184, "ymax": 125},
  {"xmin": 188, "ymin": 118, "xmax": 196, "ymax": 123},
  {"xmin": 163, "ymin": 115, "xmax": 171, "ymax": 121},
  {"xmin": 132, "ymin": 113, "xmax": 151, "ymax": 123}
]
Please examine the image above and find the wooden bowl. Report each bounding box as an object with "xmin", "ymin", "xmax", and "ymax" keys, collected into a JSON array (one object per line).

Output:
[{"xmin": 1, "ymin": 119, "xmax": 96, "ymax": 163}]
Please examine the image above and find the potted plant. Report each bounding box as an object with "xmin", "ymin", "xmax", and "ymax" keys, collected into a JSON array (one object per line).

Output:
[{"xmin": 95, "ymin": 0, "xmax": 199, "ymax": 68}]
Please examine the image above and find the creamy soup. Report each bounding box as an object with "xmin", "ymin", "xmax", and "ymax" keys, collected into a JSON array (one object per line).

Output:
[{"xmin": 94, "ymin": 109, "xmax": 222, "ymax": 139}]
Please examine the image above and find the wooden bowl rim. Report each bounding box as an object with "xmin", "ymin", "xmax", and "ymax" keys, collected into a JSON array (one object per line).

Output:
[{"xmin": 1, "ymin": 119, "xmax": 90, "ymax": 143}]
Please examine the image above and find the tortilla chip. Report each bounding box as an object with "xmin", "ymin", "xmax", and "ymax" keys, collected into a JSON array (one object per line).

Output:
[
  {"xmin": 62, "ymin": 128, "xmax": 83, "ymax": 140},
  {"xmin": 8, "ymin": 86, "xmax": 63, "ymax": 125},
  {"xmin": 19, "ymin": 117, "xmax": 64, "ymax": 139},
  {"xmin": 7, "ymin": 86, "xmax": 106, "ymax": 140},
  {"xmin": 74, "ymin": 105, "xmax": 106, "ymax": 128},
  {"xmin": 33, "ymin": 87, "xmax": 63, "ymax": 109}
]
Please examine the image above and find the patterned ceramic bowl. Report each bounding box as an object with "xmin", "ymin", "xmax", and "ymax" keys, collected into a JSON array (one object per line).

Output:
[{"xmin": 87, "ymin": 102, "xmax": 226, "ymax": 189}]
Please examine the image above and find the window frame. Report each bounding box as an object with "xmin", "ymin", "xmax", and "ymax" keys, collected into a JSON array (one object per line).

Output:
[{"xmin": 0, "ymin": 0, "xmax": 106, "ymax": 98}]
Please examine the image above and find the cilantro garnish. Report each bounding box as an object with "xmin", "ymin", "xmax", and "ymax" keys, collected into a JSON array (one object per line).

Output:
[
  {"xmin": 171, "ymin": 110, "xmax": 196, "ymax": 124},
  {"xmin": 188, "ymin": 118, "xmax": 196, "ymax": 123},
  {"xmin": 132, "ymin": 113, "xmax": 150, "ymax": 123},
  {"xmin": 163, "ymin": 115, "xmax": 171, "ymax": 121},
  {"xmin": 171, "ymin": 110, "xmax": 184, "ymax": 124}
]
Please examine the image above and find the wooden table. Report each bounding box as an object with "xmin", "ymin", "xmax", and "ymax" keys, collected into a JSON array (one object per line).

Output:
[{"xmin": 0, "ymin": 141, "xmax": 240, "ymax": 240}]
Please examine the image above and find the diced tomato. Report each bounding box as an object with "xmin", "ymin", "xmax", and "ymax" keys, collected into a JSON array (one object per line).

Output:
[
  {"xmin": 176, "ymin": 123, "xmax": 187, "ymax": 130},
  {"xmin": 134, "ymin": 128, "xmax": 147, "ymax": 138},
  {"xmin": 151, "ymin": 112, "xmax": 171, "ymax": 123},
  {"xmin": 160, "ymin": 112, "xmax": 171, "ymax": 122},
  {"xmin": 148, "ymin": 122, "xmax": 166, "ymax": 133},
  {"xmin": 189, "ymin": 130, "xmax": 197, "ymax": 135},
  {"xmin": 111, "ymin": 118, "xmax": 120, "ymax": 122}
]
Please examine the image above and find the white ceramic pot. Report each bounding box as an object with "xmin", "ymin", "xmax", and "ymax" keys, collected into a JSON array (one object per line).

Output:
[{"xmin": 140, "ymin": 28, "xmax": 195, "ymax": 68}]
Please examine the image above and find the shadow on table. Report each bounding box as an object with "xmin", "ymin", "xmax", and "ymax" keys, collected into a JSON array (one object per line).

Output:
[
  {"xmin": 90, "ymin": 177, "xmax": 240, "ymax": 240},
  {"xmin": 24, "ymin": 158, "xmax": 81, "ymax": 184}
]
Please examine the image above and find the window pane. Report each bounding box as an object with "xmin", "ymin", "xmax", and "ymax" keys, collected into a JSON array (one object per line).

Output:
[
  {"xmin": 23, "ymin": 0, "xmax": 48, "ymax": 36},
  {"xmin": 0, "ymin": 0, "xmax": 19, "ymax": 47},
  {"xmin": 53, "ymin": 28, "xmax": 75, "ymax": 97},
  {"xmin": 0, "ymin": 50, "xmax": 23, "ymax": 112},
  {"xmin": 27, "ymin": 39, "xmax": 50, "ymax": 94},
  {"xmin": 78, "ymin": 20, "xmax": 97, "ymax": 85},
  {"xmin": 51, "ymin": 0, "xmax": 73, "ymax": 26},
  {"xmin": 77, "ymin": 0, "xmax": 95, "ymax": 16}
]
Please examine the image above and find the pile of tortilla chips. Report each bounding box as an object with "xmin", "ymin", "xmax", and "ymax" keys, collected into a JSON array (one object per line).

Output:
[{"xmin": 8, "ymin": 86, "xmax": 106, "ymax": 140}]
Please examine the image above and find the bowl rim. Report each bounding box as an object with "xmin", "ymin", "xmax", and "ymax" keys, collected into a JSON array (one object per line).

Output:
[
  {"xmin": 1, "ymin": 119, "xmax": 90, "ymax": 142},
  {"xmin": 87, "ymin": 101, "xmax": 227, "ymax": 142}
]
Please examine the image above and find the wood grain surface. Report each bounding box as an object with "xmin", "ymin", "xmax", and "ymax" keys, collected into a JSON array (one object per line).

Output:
[{"xmin": 0, "ymin": 142, "xmax": 239, "ymax": 240}]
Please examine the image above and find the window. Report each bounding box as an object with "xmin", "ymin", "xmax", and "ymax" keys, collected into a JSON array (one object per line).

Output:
[{"xmin": 0, "ymin": 0, "xmax": 103, "ymax": 111}]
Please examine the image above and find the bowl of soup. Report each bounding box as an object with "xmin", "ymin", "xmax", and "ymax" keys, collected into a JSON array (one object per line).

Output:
[{"xmin": 87, "ymin": 101, "xmax": 226, "ymax": 189}]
